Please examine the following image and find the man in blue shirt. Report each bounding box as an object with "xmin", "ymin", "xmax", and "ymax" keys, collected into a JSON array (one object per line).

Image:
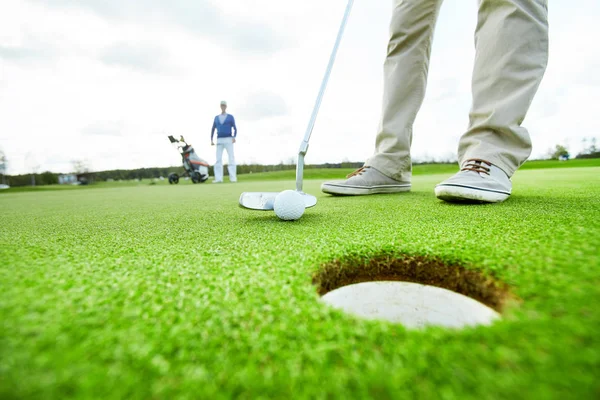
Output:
[{"xmin": 211, "ymin": 100, "xmax": 237, "ymax": 183}]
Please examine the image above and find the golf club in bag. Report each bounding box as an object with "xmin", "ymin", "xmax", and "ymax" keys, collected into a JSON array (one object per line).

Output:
[
  {"xmin": 167, "ymin": 135, "xmax": 210, "ymax": 184},
  {"xmin": 239, "ymin": 0, "xmax": 354, "ymax": 210}
]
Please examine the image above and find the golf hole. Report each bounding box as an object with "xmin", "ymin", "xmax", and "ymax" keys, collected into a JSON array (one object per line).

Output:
[{"xmin": 313, "ymin": 254, "xmax": 516, "ymax": 329}]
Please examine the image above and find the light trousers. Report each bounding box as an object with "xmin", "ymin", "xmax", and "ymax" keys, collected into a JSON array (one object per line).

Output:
[
  {"xmin": 214, "ymin": 137, "xmax": 237, "ymax": 182},
  {"xmin": 366, "ymin": 0, "xmax": 549, "ymax": 180}
]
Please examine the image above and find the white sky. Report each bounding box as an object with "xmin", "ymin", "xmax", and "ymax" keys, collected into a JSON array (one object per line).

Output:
[{"xmin": 1, "ymin": 0, "xmax": 599, "ymax": 174}]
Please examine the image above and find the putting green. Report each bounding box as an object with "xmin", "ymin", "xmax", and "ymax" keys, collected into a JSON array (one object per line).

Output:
[{"xmin": 1, "ymin": 166, "xmax": 599, "ymax": 399}]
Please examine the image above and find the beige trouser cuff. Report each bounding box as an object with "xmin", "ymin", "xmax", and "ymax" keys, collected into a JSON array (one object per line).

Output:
[{"xmin": 367, "ymin": 0, "xmax": 548, "ymax": 180}]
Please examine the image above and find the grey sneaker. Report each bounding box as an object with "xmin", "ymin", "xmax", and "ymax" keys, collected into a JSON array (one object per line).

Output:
[
  {"xmin": 435, "ymin": 159, "xmax": 511, "ymax": 203},
  {"xmin": 321, "ymin": 166, "xmax": 411, "ymax": 195}
]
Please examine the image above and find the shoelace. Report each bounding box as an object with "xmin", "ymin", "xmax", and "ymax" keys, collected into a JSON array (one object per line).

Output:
[
  {"xmin": 461, "ymin": 159, "xmax": 491, "ymax": 175},
  {"xmin": 346, "ymin": 166, "xmax": 368, "ymax": 178}
]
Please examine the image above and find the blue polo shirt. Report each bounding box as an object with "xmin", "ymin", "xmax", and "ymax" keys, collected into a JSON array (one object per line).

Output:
[{"xmin": 211, "ymin": 114, "xmax": 237, "ymax": 140}]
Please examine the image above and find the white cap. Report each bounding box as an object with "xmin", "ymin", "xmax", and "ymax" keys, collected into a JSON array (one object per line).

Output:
[{"xmin": 220, "ymin": 100, "xmax": 227, "ymax": 106}]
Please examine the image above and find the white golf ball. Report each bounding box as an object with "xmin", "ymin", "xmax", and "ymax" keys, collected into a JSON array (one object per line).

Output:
[{"xmin": 274, "ymin": 190, "xmax": 306, "ymax": 221}]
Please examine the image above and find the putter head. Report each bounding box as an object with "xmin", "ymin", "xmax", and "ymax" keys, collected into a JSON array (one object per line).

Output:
[{"xmin": 239, "ymin": 191, "xmax": 317, "ymax": 210}]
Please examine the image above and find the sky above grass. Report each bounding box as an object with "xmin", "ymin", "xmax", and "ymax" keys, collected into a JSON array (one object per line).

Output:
[{"xmin": 1, "ymin": 0, "xmax": 599, "ymax": 174}]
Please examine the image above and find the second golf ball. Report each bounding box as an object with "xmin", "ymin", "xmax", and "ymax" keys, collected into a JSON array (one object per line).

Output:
[{"xmin": 274, "ymin": 190, "xmax": 306, "ymax": 221}]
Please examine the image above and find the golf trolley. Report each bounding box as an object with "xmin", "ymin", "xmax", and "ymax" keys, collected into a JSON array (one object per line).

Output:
[{"xmin": 167, "ymin": 135, "xmax": 210, "ymax": 184}]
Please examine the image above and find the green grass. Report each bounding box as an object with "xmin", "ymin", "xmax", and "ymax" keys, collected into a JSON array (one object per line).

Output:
[{"xmin": 1, "ymin": 166, "xmax": 599, "ymax": 399}]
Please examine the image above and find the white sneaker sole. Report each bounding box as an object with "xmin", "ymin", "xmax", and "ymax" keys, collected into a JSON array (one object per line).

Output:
[
  {"xmin": 435, "ymin": 184, "xmax": 510, "ymax": 203},
  {"xmin": 321, "ymin": 182, "xmax": 411, "ymax": 196}
]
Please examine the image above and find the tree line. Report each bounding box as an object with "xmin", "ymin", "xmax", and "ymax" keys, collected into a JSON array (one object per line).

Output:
[
  {"xmin": 2, "ymin": 138, "xmax": 598, "ymax": 187},
  {"xmin": 548, "ymin": 137, "xmax": 599, "ymax": 160},
  {"xmin": 0, "ymin": 162, "xmax": 366, "ymax": 187}
]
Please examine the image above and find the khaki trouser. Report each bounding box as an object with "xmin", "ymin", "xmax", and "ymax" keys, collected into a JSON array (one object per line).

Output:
[{"xmin": 366, "ymin": 0, "xmax": 549, "ymax": 180}]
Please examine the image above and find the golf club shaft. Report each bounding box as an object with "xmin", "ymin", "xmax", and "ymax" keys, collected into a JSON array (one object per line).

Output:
[{"xmin": 296, "ymin": 0, "xmax": 354, "ymax": 192}]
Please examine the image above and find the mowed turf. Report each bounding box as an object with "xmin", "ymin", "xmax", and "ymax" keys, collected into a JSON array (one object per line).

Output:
[{"xmin": 1, "ymin": 164, "xmax": 599, "ymax": 399}]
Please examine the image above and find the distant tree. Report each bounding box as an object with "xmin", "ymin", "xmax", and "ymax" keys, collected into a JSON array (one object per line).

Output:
[
  {"xmin": 39, "ymin": 171, "xmax": 58, "ymax": 185},
  {"xmin": 549, "ymin": 144, "xmax": 570, "ymax": 160},
  {"xmin": 589, "ymin": 137, "xmax": 597, "ymax": 154},
  {"xmin": 72, "ymin": 159, "xmax": 91, "ymax": 174},
  {"xmin": 24, "ymin": 153, "xmax": 40, "ymax": 186},
  {"xmin": 0, "ymin": 149, "xmax": 7, "ymax": 185},
  {"xmin": 576, "ymin": 137, "xmax": 600, "ymax": 159}
]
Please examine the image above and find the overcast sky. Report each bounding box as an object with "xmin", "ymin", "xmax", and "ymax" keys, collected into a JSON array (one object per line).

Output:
[{"xmin": 1, "ymin": 0, "xmax": 599, "ymax": 174}]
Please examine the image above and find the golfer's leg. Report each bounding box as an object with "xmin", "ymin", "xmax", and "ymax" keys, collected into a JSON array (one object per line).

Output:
[
  {"xmin": 226, "ymin": 141, "xmax": 237, "ymax": 182},
  {"xmin": 214, "ymin": 144, "xmax": 224, "ymax": 182},
  {"xmin": 458, "ymin": 0, "xmax": 548, "ymax": 176},
  {"xmin": 366, "ymin": 0, "xmax": 444, "ymax": 182}
]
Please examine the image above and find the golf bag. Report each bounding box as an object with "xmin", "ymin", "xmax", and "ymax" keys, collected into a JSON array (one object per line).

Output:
[{"xmin": 167, "ymin": 135, "xmax": 210, "ymax": 184}]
